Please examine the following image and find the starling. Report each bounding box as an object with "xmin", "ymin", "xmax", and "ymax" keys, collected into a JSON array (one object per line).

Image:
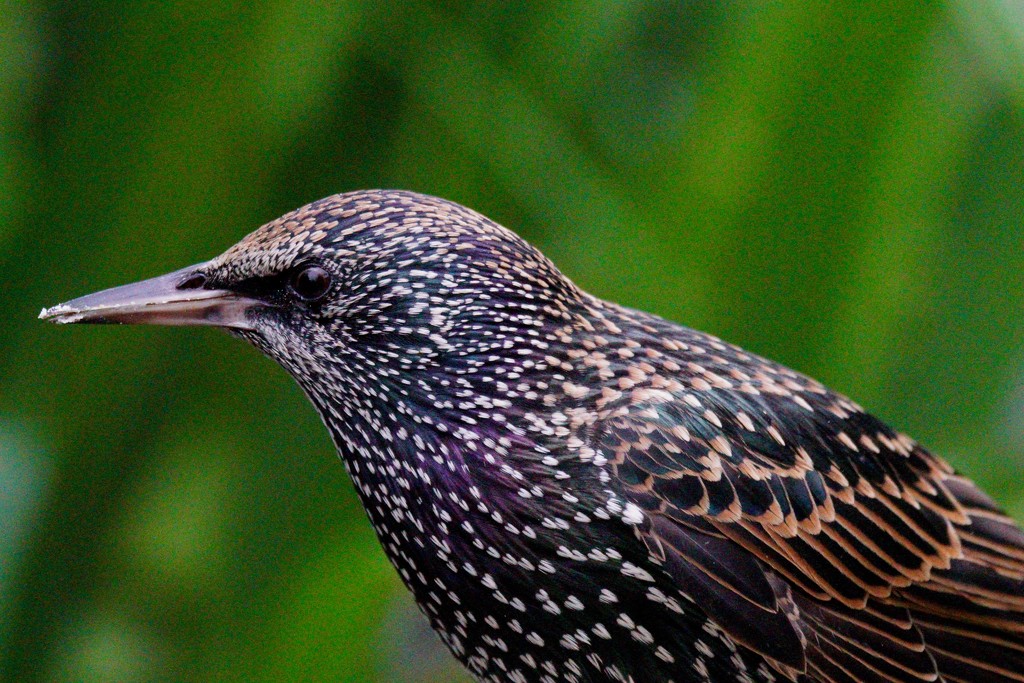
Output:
[{"xmin": 41, "ymin": 190, "xmax": 1024, "ymax": 683}]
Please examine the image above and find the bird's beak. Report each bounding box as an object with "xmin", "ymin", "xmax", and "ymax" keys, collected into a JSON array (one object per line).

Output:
[{"xmin": 38, "ymin": 263, "xmax": 261, "ymax": 330}]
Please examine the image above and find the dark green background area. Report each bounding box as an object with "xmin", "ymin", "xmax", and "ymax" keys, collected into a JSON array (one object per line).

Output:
[{"xmin": 2, "ymin": 2, "xmax": 1024, "ymax": 681}]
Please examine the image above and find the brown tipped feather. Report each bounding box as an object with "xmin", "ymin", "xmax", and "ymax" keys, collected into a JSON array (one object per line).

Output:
[{"xmin": 598, "ymin": 309, "xmax": 1024, "ymax": 682}]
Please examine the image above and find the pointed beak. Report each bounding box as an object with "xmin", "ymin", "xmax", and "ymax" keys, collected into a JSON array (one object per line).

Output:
[{"xmin": 39, "ymin": 263, "xmax": 262, "ymax": 330}]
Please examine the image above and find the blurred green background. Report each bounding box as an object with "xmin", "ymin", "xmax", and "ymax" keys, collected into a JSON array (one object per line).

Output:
[{"xmin": 3, "ymin": 1, "xmax": 1024, "ymax": 681}]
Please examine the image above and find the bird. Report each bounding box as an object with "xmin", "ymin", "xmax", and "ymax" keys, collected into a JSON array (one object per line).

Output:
[{"xmin": 40, "ymin": 189, "xmax": 1024, "ymax": 683}]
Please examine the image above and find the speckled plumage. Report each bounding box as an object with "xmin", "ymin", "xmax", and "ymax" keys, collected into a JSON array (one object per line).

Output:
[{"xmin": 46, "ymin": 191, "xmax": 1024, "ymax": 682}]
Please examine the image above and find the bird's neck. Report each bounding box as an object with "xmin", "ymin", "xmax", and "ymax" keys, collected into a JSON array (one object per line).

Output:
[
  {"xmin": 318, "ymin": 377, "xmax": 592, "ymax": 520},
  {"xmin": 305, "ymin": 331, "xmax": 613, "ymax": 556}
]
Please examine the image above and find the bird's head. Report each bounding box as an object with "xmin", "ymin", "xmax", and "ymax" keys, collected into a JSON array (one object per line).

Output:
[{"xmin": 41, "ymin": 190, "xmax": 584, "ymax": 415}]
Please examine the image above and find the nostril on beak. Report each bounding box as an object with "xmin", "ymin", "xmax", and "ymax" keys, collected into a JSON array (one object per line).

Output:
[{"xmin": 177, "ymin": 272, "xmax": 207, "ymax": 290}]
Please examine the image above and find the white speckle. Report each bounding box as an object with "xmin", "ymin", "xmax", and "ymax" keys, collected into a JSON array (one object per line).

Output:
[{"xmin": 622, "ymin": 502, "xmax": 644, "ymax": 525}]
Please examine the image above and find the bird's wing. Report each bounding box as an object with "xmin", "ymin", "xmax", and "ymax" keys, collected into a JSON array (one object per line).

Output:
[{"xmin": 592, "ymin": 330, "xmax": 1024, "ymax": 682}]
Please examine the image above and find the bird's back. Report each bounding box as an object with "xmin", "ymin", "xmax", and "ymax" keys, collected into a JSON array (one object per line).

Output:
[{"xmin": 568, "ymin": 300, "xmax": 1024, "ymax": 683}]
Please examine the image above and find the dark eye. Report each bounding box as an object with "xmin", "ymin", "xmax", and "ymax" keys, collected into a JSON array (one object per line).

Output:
[{"xmin": 289, "ymin": 264, "xmax": 332, "ymax": 302}]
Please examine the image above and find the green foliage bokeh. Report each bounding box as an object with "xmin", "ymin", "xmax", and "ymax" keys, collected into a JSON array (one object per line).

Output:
[{"xmin": 2, "ymin": 2, "xmax": 1024, "ymax": 681}]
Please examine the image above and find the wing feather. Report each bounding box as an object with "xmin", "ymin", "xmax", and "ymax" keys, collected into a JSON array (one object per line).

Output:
[{"xmin": 591, "ymin": 318, "xmax": 1024, "ymax": 681}]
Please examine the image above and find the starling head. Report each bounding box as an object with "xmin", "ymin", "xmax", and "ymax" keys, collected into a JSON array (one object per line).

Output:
[{"xmin": 42, "ymin": 191, "xmax": 582, "ymax": 416}]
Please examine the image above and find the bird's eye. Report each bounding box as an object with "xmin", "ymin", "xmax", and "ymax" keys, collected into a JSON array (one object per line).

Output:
[{"xmin": 289, "ymin": 264, "xmax": 332, "ymax": 302}]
